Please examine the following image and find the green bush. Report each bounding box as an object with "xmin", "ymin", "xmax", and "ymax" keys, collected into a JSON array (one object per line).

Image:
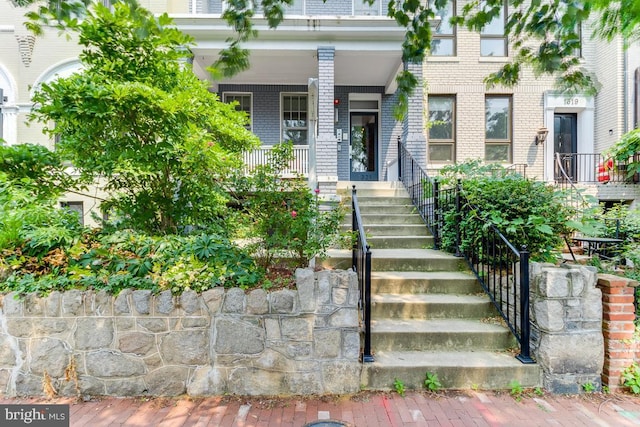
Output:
[{"xmin": 437, "ymin": 164, "xmax": 573, "ymax": 262}]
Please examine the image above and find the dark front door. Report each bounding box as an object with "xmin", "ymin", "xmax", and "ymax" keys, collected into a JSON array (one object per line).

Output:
[
  {"xmin": 350, "ymin": 112, "xmax": 378, "ymax": 181},
  {"xmin": 554, "ymin": 113, "xmax": 577, "ymax": 181}
]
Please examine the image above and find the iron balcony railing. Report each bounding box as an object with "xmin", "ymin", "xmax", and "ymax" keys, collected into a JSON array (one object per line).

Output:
[
  {"xmin": 398, "ymin": 139, "xmax": 534, "ymax": 364},
  {"xmin": 554, "ymin": 152, "xmax": 639, "ymax": 185},
  {"xmin": 351, "ymin": 186, "xmax": 373, "ymax": 362}
]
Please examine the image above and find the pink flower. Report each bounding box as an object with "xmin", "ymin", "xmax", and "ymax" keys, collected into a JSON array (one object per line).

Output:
[
  {"xmin": 314, "ymin": 188, "xmax": 320, "ymax": 194},
  {"xmin": 291, "ymin": 211, "xmax": 297, "ymax": 218}
]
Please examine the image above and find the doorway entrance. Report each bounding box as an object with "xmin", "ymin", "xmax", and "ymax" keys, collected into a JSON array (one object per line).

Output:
[
  {"xmin": 553, "ymin": 113, "xmax": 578, "ymax": 181},
  {"xmin": 349, "ymin": 112, "xmax": 378, "ymax": 181}
]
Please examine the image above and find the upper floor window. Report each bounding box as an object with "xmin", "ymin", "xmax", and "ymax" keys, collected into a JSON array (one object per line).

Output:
[
  {"xmin": 480, "ymin": 3, "xmax": 507, "ymax": 57},
  {"xmin": 60, "ymin": 201, "xmax": 84, "ymax": 226},
  {"xmin": 431, "ymin": 0, "xmax": 456, "ymax": 56},
  {"xmin": 485, "ymin": 95, "xmax": 512, "ymax": 162},
  {"xmin": 224, "ymin": 93, "xmax": 252, "ymax": 131},
  {"xmin": 428, "ymin": 95, "xmax": 455, "ymax": 163},
  {"xmin": 282, "ymin": 93, "xmax": 308, "ymax": 145}
]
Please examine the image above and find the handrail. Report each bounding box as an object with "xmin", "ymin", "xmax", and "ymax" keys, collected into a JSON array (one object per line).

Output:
[
  {"xmin": 398, "ymin": 139, "xmax": 533, "ymax": 364},
  {"xmin": 351, "ymin": 186, "xmax": 373, "ymax": 363}
]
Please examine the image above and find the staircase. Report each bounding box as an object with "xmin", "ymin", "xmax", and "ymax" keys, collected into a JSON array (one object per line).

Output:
[{"xmin": 322, "ymin": 181, "xmax": 541, "ymax": 390}]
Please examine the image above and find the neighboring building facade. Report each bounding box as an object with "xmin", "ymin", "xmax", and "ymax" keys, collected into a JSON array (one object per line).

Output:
[{"xmin": 1, "ymin": 0, "xmax": 640, "ymax": 221}]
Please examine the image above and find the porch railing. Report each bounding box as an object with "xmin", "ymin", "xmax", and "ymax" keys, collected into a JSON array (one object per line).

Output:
[
  {"xmin": 188, "ymin": 0, "xmax": 392, "ymax": 16},
  {"xmin": 243, "ymin": 145, "xmax": 309, "ymax": 176},
  {"xmin": 398, "ymin": 140, "xmax": 533, "ymax": 364},
  {"xmin": 351, "ymin": 186, "xmax": 373, "ymax": 363},
  {"xmin": 554, "ymin": 152, "xmax": 639, "ymax": 185}
]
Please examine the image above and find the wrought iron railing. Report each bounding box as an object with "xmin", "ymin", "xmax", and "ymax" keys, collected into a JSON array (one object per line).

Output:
[
  {"xmin": 554, "ymin": 152, "xmax": 639, "ymax": 185},
  {"xmin": 398, "ymin": 140, "xmax": 533, "ymax": 364},
  {"xmin": 351, "ymin": 186, "xmax": 373, "ymax": 363}
]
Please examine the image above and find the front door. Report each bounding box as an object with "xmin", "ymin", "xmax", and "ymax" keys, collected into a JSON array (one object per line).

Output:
[
  {"xmin": 554, "ymin": 113, "xmax": 577, "ymax": 182},
  {"xmin": 350, "ymin": 112, "xmax": 378, "ymax": 181}
]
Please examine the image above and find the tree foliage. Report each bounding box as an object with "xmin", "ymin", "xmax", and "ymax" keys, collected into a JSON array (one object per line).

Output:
[
  {"xmin": 19, "ymin": 0, "xmax": 640, "ymax": 118},
  {"xmin": 28, "ymin": 1, "xmax": 259, "ymax": 234}
]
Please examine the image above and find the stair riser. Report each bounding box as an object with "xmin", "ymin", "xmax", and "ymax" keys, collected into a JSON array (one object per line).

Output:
[
  {"xmin": 359, "ymin": 215, "xmax": 425, "ymax": 225},
  {"xmin": 372, "ymin": 302, "xmax": 496, "ymax": 319},
  {"xmin": 371, "ymin": 258, "xmax": 467, "ymax": 272},
  {"xmin": 371, "ymin": 332, "xmax": 517, "ymax": 352},
  {"xmin": 352, "ymin": 225, "xmax": 431, "ymax": 237},
  {"xmin": 362, "ymin": 365, "xmax": 540, "ymax": 390},
  {"xmin": 371, "ymin": 279, "xmax": 481, "ymax": 294},
  {"xmin": 358, "ymin": 206, "xmax": 417, "ymax": 215},
  {"xmin": 345, "ymin": 197, "xmax": 413, "ymax": 206},
  {"xmin": 368, "ymin": 236, "xmax": 433, "ymax": 249}
]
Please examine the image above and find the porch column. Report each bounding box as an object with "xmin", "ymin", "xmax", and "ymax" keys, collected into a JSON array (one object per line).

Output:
[
  {"xmin": 316, "ymin": 46, "xmax": 338, "ymax": 195},
  {"xmin": 403, "ymin": 61, "xmax": 427, "ymax": 168}
]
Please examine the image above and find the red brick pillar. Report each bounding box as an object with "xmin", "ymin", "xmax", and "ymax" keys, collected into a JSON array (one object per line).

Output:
[{"xmin": 597, "ymin": 274, "xmax": 639, "ymax": 393}]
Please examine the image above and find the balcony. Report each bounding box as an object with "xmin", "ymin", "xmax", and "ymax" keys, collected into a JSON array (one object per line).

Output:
[{"xmin": 554, "ymin": 153, "xmax": 640, "ymax": 186}]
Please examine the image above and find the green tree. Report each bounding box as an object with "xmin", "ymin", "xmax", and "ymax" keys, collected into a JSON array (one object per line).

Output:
[{"xmin": 28, "ymin": 1, "xmax": 259, "ymax": 234}]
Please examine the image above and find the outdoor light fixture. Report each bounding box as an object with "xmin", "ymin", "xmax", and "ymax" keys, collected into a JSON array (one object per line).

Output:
[{"xmin": 535, "ymin": 127, "xmax": 549, "ymax": 145}]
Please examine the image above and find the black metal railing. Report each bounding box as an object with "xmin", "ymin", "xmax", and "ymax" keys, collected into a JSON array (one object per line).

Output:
[
  {"xmin": 453, "ymin": 180, "xmax": 533, "ymax": 363},
  {"xmin": 351, "ymin": 186, "xmax": 373, "ymax": 363},
  {"xmin": 554, "ymin": 153, "xmax": 639, "ymax": 185},
  {"xmin": 398, "ymin": 140, "xmax": 533, "ymax": 364}
]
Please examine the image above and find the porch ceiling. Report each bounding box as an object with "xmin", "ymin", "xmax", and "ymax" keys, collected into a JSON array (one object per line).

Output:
[{"xmin": 175, "ymin": 16, "xmax": 406, "ymax": 92}]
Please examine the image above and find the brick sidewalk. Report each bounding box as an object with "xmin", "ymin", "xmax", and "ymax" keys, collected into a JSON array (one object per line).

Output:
[{"xmin": 2, "ymin": 390, "xmax": 640, "ymax": 426}]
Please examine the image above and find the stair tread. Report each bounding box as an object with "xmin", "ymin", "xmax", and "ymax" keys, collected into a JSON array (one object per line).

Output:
[
  {"xmin": 371, "ymin": 318, "xmax": 508, "ymax": 333},
  {"xmin": 371, "ymin": 350, "xmax": 531, "ymax": 368},
  {"xmin": 373, "ymin": 293, "xmax": 489, "ymax": 304},
  {"xmin": 326, "ymin": 248, "xmax": 460, "ymax": 259},
  {"xmin": 372, "ymin": 271, "xmax": 476, "ymax": 280}
]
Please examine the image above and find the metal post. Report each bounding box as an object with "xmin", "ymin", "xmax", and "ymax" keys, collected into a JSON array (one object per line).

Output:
[
  {"xmin": 397, "ymin": 136, "xmax": 402, "ymax": 182},
  {"xmin": 351, "ymin": 186, "xmax": 357, "ymax": 271},
  {"xmin": 516, "ymin": 246, "xmax": 534, "ymax": 364},
  {"xmin": 362, "ymin": 248, "xmax": 374, "ymax": 362},
  {"xmin": 454, "ymin": 179, "xmax": 462, "ymax": 257},
  {"xmin": 433, "ymin": 179, "xmax": 439, "ymax": 250}
]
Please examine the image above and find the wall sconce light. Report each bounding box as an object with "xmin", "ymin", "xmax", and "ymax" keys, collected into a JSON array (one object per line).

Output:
[{"xmin": 535, "ymin": 127, "xmax": 549, "ymax": 145}]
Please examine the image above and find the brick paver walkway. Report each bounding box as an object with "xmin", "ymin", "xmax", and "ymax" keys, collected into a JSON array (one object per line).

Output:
[{"xmin": 2, "ymin": 390, "xmax": 640, "ymax": 426}]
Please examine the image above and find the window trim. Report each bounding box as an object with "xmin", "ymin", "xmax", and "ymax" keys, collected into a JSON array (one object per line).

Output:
[
  {"xmin": 427, "ymin": 94, "xmax": 456, "ymax": 163},
  {"xmin": 280, "ymin": 92, "xmax": 309, "ymax": 145},
  {"xmin": 484, "ymin": 95, "xmax": 512, "ymax": 163},
  {"xmin": 223, "ymin": 92, "xmax": 253, "ymax": 131}
]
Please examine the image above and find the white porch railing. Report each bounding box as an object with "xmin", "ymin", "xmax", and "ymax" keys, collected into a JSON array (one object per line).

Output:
[
  {"xmin": 243, "ymin": 145, "xmax": 309, "ymax": 177},
  {"xmin": 187, "ymin": 0, "xmax": 390, "ymax": 16}
]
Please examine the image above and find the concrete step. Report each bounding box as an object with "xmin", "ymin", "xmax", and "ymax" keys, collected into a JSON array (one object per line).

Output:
[
  {"xmin": 371, "ymin": 319, "xmax": 517, "ymax": 351},
  {"xmin": 371, "ymin": 293, "xmax": 496, "ymax": 320},
  {"xmin": 321, "ymin": 249, "xmax": 467, "ymax": 272},
  {"xmin": 371, "ymin": 271, "xmax": 481, "ymax": 294},
  {"xmin": 358, "ymin": 204, "xmax": 418, "ymax": 215},
  {"xmin": 361, "ymin": 350, "xmax": 540, "ymax": 390},
  {"xmin": 341, "ymin": 224, "xmax": 431, "ymax": 237},
  {"xmin": 358, "ymin": 213, "xmax": 425, "ymax": 225},
  {"xmin": 368, "ymin": 235, "xmax": 433, "ymax": 249},
  {"xmin": 345, "ymin": 196, "xmax": 413, "ymax": 206}
]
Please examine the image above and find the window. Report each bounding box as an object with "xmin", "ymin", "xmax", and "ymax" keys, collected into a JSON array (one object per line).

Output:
[
  {"xmin": 430, "ymin": 0, "xmax": 456, "ymax": 56},
  {"xmin": 485, "ymin": 96, "xmax": 511, "ymax": 162},
  {"xmin": 224, "ymin": 93, "xmax": 252, "ymax": 131},
  {"xmin": 282, "ymin": 94, "xmax": 308, "ymax": 145},
  {"xmin": 60, "ymin": 201, "xmax": 84, "ymax": 225},
  {"xmin": 428, "ymin": 95, "xmax": 455, "ymax": 163},
  {"xmin": 480, "ymin": 3, "xmax": 507, "ymax": 57}
]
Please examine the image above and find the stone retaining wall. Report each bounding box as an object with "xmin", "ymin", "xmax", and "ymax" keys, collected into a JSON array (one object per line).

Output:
[
  {"xmin": 529, "ymin": 263, "xmax": 604, "ymax": 393},
  {"xmin": 0, "ymin": 268, "xmax": 361, "ymax": 397}
]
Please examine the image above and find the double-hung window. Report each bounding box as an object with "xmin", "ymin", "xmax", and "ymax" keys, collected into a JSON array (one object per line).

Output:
[
  {"xmin": 428, "ymin": 95, "xmax": 455, "ymax": 163},
  {"xmin": 282, "ymin": 94, "xmax": 308, "ymax": 145},
  {"xmin": 480, "ymin": 2, "xmax": 507, "ymax": 57},
  {"xmin": 485, "ymin": 95, "xmax": 512, "ymax": 162},
  {"xmin": 430, "ymin": 0, "xmax": 456, "ymax": 56},
  {"xmin": 224, "ymin": 93, "xmax": 252, "ymax": 131}
]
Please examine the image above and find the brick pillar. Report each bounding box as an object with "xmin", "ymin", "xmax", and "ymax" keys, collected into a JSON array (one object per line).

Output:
[
  {"xmin": 402, "ymin": 61, "xmax": 427, "ymax": 168},
  {"xmin": 316, "ymin": 46, "xmax": 338, "ymax": 195},
  {"xmin": 597, "ymin": 274, "xmax": 639, "ymax": 393}
]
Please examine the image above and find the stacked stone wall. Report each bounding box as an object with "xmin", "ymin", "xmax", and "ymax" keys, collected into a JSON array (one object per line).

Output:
[{"xmin": 0, "ymin": 268, "xmax": 361, "ymax": 397}]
